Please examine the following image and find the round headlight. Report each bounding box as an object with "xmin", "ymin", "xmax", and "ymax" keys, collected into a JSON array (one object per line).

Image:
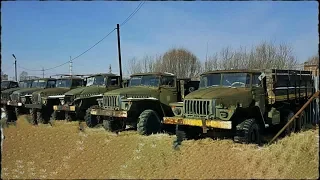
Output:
[
  {"xmin": 42, "ymin": 99, "xmax": 47, "ymax": 105},
  {"xmin": 173, "ymin": 107, "xmax": 182, "ymax": 116},
  {"xmin": 124, "ymin": 103, "xmax": 129, "ymax": 110},
  {"xmin": 21, "ymin": 97, "xmax": 26, "ymax": 103}
]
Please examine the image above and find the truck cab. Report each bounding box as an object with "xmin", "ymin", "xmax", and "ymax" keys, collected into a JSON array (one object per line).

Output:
[{"xmin": 88, "ymin": 72, "xmax": 199, "ymax": 135}]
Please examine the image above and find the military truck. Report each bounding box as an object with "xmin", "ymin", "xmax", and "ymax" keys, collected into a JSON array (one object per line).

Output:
[
  {"xmin": 162, "ymin": 69, "xmax": 315, "ymax": 144},
  {"xmin": 88, "ymin": 72, "xmax": 200, "ymax": 135},
  {"xmin": 6, "ymin": 78, "xmax": 57, "ymax": 121},
  {"xmin": 25, "ymin": 77, "xmax": 85, "ymax": 124},
  {"xmin": 52, "ymin": 73, "xmax": 122, "ymax": 121},
  {"xmin": 1, "ymin": 79, "xmax": 33, "ymax": 107},
  {"xmin": 1, "ymin": 80, "xmax": 19, "ymax": 91},
  {"xmin": 1, "ymin": 79, "xmax": 34, "ymax": 121}
]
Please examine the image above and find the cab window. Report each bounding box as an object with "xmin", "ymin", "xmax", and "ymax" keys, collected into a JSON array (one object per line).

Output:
[
  {"xmin": 161, "ymin": 76, "xmax": 175, "ymax": 87},
  {"xmin": 11, "ymin": 82, "xmax": 19, "ymax": 88},
  {"xmin": 72, "ymin": 79, "xmax": 84, "ymax": 87},
  {"xmin": 252, "ymin": 74, "xmax": 262, "ymax": 87},
  {"xmin": 109, "ymin": 76, "xmax": 119, "ymax": 86},
  {"xmin": 47, "ymin": 80, "xmax": 56, "ymax": 88}
]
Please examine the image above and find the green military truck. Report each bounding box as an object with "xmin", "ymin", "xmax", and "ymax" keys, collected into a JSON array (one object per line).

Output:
[
  {"xmin": 162, "ymin": 69, "xmax": 315, "ymax": 144},
  {"xmin": 52, "ymin": 73, "xmax": 122, "ymax": 121},
  {"xmin": 1, "ymin": 80, "xmax": 19, "ymax": 91},
  {"xmin": 25, "ymin": 77, "xmax": 85, "ymax": 124},
  {"xmin": 7, "ymin": 78, "xmax": 57, "ymax": 121},
  {"xmin": 1, "ymin": 79, "xmax": 34, "ymax": 121},
  {"xmin": 88, "ymin": 72, "xmax": 200, "ymax": 135}
]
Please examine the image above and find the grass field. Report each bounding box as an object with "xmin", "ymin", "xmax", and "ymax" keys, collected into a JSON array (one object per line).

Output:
[{"xmin": 1, "ymin": 116, "xmax": 319, "ymax": 179}]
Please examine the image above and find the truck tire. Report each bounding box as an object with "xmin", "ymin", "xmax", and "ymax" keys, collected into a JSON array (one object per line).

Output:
[
  {"xmin": 84, "ymin": 106, "xmax": 99, "ymax": 128},
  {"xmin": 137, "ymin": 109, "xmax": 161, "ymax": 135},
  {"xmin": 36, "ymin": 111, "xmax": 45, "ymax": 124},
  {"xmin": 29, "ymin": 109, "xmax": 37, "ymax": 125},
  {"xmin": 15, "ymin": 107, "xmax": 22, "ymax": 118},
  {"xmin": 284, "ymin": 111, "xmax": 296, "ymax": 135},
  {"xmin": 103, "ymin": 119, "xmax": 124, "ymax": 132},
  {"xmin": 234, "ymin": 119, "xmax": 261, "ymax": 144},
  {"xmin": 296, "ymin": 110, "xmax": 306, "ymax": 132},
  {"xmin": 6, "ymin": 108, "xmax": 16, "ymax": 123}
]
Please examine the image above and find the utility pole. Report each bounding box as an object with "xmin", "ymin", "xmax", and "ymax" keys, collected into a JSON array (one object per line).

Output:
[
  {"xmin": 109, "ymin": 64, "xmax": 112, "ymax": 74},
  {"xmin": 12, "ymin": 54, "xmax": 17, "ymax": 81},
  {"xmin": 69, "ymin": 56, "xmax": 73, "ymax": 76},
  {"xmin": 116, "ymin": 24, "xmax": 123, "ymax": 87},
  {"xmin": 42, "ymin": 67, "xmax": 45, "ymax": 78}
]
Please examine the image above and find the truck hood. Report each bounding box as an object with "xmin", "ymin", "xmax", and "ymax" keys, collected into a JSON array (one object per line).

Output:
[
  {"xmin": 1, "ymin": 87, "xmax": 24, "ymax": 95},
  {"xmin": 105, "ymin": 86, "xmax": 159, "ymax": 98},
  {"xmin": 12, "ymin": 87, "xmax": 45, "ymax": 95},
  {"xmin": 33, "ymin": 87, "xmax": 70, "ymax": 97},
  {"xmin": 64, "ymin": 86, "xmax": 108, "ymax": 96},
  {"xmin": 186, "ymin": 87, "xmax": 253, "ymax": 107}
]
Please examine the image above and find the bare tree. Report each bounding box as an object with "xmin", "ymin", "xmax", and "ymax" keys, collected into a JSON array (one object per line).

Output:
[
  {"xmin": 161, "ymin": 48, "xmax": 201, "ymax": 78},
  {"xmin": 305, "ymin": 54, "xmax": 319, "ymax": 65},
  {"xmin": 204, "ymin": 41, "xmax": 299, "ymax": 71}
]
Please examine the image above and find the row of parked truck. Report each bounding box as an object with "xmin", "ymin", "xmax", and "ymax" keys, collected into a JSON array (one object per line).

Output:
[{"xmin": 1, "ymin": 69, "xmax": 317, "ymax": 144}]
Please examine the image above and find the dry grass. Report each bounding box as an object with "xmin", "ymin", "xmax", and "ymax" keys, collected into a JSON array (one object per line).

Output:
[{"xmin": 1, "ymin": 116, "xmax": 319, "ymax": 179}]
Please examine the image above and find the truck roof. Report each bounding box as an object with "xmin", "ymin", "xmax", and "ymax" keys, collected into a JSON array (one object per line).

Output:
[
  {"xmin": 1, "ymin": 80, "xmax": 18, "ymax": 83},
  {"xmin": 130, "ymin": 72, "xmax": 176, "ymax": 77},
  {"xmin": 201, "ymin": 69, "xmax": 313, "ymax": 75},
  {"xmin": 87, "ymin": 73, "xmax": 119, "ymax": 77},
  {"xmin": 57, "ymin": 77, "xmax": 83, "ymax": 80}
]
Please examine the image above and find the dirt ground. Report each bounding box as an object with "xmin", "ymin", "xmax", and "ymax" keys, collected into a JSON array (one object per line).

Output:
[{"xmin": 1, "ymin": 116, "xmax": 319, "ymax": 179}]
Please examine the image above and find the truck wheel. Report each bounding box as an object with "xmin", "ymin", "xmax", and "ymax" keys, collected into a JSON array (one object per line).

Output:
[
  {"xmin": 85, "ymin": 106, "xmax": 99, "ymax": 128},
  {"xmin": 6, "ymin": 108, "xmax": 16, "ymax": 123},
  {"xmin": 284, "ymin": 111, "xmax": 296, "ymax": 135},
  {"xmin": 36, "ymin": 111, "xmax": 45, "ymax": 124},
  {"xmin": 234, "ymin": 119, "xmax": 261, "ymax": 144},
  {"xmin": 137, "ymin": 109, "xmax": 162, "ymax": 135},
  {"xmin": 15, "ymin": 107, "xmax": 22, "ymax": 118},
  {"xmin": 29, "ymin": 109, "xmax": 37, "ymax": 125},
  {"xmin": 296, "ymin": 110, "xmax": 306, "ymax": 132}
]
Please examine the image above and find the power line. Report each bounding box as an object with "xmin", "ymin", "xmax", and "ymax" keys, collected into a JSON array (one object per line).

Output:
[
  {"xmin": 18, "ymin": 2, "xmax": 145, "ymax": 73},
  {"xmin": 120, "ymin": 1, "xmax": 145, "ymax": 27}
]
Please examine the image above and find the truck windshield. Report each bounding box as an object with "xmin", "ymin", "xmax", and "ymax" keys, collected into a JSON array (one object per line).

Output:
[
  {"xmin": 32, "ymin": 80, "xmax": 47, "ymax": 88},
  {"xmin": 19, "ymin": 81, "xmax": 33, "ymax": 88},
  {"xmin": 200, "ymin": 73, "xmax": 250, "ymax": 88},
  {"xmin": 86, "ymin": 76, "xmax": 105, "ymax": 86},
  {"xmin": 56, "ymin": 79, "xmax": 72, "ymax": 88},
  {"xmin": 1, "ymin": 81, "xmax": 10, "ymax": 89},
  {"xmin": 129, "ymin": 75, "xmax": 160, "ymax": 87}
]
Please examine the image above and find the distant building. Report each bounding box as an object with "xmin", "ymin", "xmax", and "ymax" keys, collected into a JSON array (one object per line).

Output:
[
  {"xmin": 304, "ymin": 63, "xmax": 319, "ymax": 76},
  {"xmin": 1, "ymin": 74, "xmax": 8, "ymax": 81}
]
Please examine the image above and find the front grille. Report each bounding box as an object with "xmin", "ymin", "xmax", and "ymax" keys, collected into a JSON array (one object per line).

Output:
[
  {"xmin": 103, "ymin": 95, "xmax": 119, "ymax": 108},
  {"xmin": 184, "ymin": 99, "xmax": 212, "ymax": 116},
  {"xmin": 11, "ymin": 93, "xmax": 20, "ymax": 102},
  {"xmin": 32, "ymin": 94, "xmax": 39, "ymax": 104}
]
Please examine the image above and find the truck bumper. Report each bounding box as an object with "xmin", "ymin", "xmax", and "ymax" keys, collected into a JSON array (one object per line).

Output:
[
  {"xmin": 7, "ymin": 101, "xmax": 23, "ymax": 107},
  {"xmin": 53, "ymin": 105, "xmax": 76, "ymax": 111},
  {"xmin": 90, "ymin": 108, "xmax": 128, "ymax": 118},
  {"xmin": 25, "ymin": 104, "xmax": 42, "ymax": 109},
  {"xmin": 163, "ymin": 116, "xmax": 232, "ymax": 130}
]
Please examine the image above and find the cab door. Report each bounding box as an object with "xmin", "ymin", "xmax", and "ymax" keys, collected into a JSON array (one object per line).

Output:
[
  {"xmin": 159, "ymin": 76, "xmax": 178, "ymax": 106},
  {"xmin": 251, "ymin": 73, "xmax": 266, "ymax": 115}
]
